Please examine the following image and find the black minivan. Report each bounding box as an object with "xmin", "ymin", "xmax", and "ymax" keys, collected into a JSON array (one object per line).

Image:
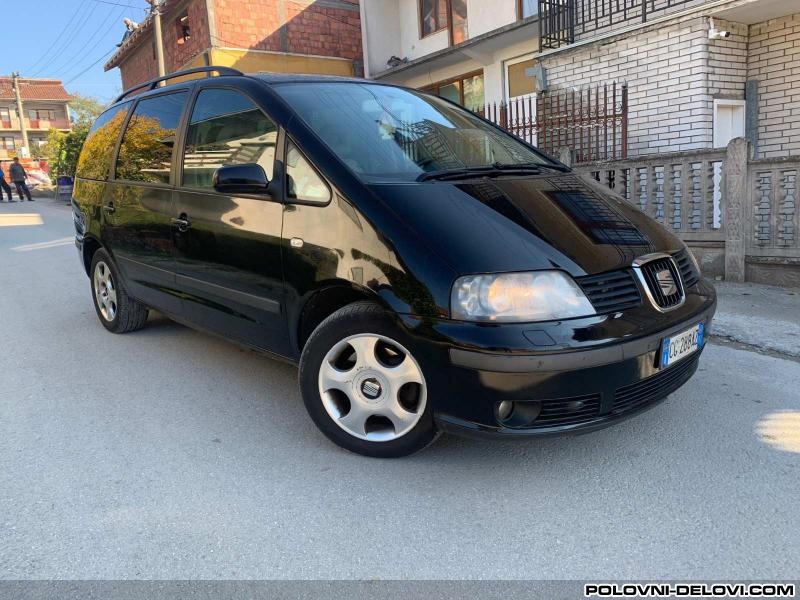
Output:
[{"xmin": 73, "ymin": 67, "xmax": 716, "ymax": 457}]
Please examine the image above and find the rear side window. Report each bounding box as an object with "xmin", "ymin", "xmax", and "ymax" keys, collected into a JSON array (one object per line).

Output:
[
  {"xmin": 115, "ymin": 92, "xmax": 187, "ymax": 184},
  {"xmin": 76, "ymin": 102, "xmax": 131, "ymax": 181},
  {"xmin": 182, "ymin": 88, "xmax": 278, "ymax": 189}
]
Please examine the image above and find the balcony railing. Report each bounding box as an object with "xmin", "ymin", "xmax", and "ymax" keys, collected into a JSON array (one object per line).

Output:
[
  {"xmin": 28, "ymin": 118, "xmax": 70, "ymax": 130},
  {"xmin": 0, "ymin": 118, "xmax": 70, "ymax": 130},
  {"xmin": 539, "ymin": 0, "xmax": 699, "ymax": 50}
]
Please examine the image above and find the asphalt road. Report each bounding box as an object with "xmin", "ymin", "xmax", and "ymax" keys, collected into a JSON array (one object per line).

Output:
[{"xmin": 1, "ymin": 198, "xmax": 799, "ymax": 580}]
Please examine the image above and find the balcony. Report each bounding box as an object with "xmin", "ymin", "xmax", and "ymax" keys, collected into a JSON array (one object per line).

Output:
[
  {"xmin": 28, "ymin": 118, "xmax": 70, "ymax": 131},
  {"xmin": 0, "ymin": 117, "xmax": 70, "ymax": 131},
  {"xmin": 538, "ymin": 0, "xmax": 701, "ymax": 50}
]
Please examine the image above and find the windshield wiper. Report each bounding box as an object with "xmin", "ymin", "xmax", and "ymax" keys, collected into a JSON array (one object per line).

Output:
[
  {"xmin": 417, "ymin": 163, "xmax": 544, "ymax": 182},
  {"xmin": 493, "ymin": 161, "xmax": 571, "ymax": 172}
]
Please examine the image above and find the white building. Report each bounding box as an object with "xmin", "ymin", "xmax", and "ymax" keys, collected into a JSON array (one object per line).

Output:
[{"xmin": 359, "ymin": 0, "xmax": 800, "ymax": 159}]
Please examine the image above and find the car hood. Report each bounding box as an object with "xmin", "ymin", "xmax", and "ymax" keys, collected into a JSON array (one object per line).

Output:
[{"xmin": 368, "ymin": 172, "xmax": 683, "ymax": 277}]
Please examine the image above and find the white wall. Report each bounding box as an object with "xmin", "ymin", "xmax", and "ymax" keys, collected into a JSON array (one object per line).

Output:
[
  {"xmin": 398, "ymin": 0, "xmax": 449, "ymax": 63},
  {"xmin": 360, "ymin": 0, "xmax": 401, "ymax": 77},
  {"xmin": 362, "ymin": 0, "xmax": 524, "ymax": 78},
  {"xmin": 381, "ymin": 34, "xmax": 539, "ymax": 106},
  {"xmin": 467, "ymin": 0, "xmax": 518, "ymax": 38}
]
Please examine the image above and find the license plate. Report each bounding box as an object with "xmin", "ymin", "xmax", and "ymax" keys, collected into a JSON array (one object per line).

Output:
[{"xmin": 661, "ymin": 322, "xmax": 704, "ymax": 368}]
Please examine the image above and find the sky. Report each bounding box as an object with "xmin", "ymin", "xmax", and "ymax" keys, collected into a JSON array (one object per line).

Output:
[{"xmin": 0, "ymin": 0, "xmax": 153, "ymax": 104}]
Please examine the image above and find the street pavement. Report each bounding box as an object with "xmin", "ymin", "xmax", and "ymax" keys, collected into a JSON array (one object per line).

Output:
[{"xmin": 1, "ymin": 198, "xmax": 799, "ymax": 580}]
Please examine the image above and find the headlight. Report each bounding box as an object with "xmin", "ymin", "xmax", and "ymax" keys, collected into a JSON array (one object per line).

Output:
[{"xmin": 451, "ymin": 271, "xmax": 596, "ymax": 322}]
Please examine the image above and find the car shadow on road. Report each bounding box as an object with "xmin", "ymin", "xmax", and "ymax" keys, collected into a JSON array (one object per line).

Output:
[{"xmin": 111, "ymin": 310, "xmax": 702, "ymax": 475}]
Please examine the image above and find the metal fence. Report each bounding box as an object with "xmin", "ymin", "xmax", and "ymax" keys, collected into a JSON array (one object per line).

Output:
[
  {"xmin": 478, "ymin": 83, "xmax": 628, "ymax": 162},
  {"xmin": 539, "ymin": 0, "xmax": 698, "ymax": 50}
]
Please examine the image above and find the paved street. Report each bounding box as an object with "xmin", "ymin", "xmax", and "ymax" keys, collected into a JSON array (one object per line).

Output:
[{"xmin": 1, "ymin": 198, "xmax": 799, "ymax": 580}]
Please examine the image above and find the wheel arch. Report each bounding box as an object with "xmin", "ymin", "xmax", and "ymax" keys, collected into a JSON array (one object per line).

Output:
[
  {"xmin": 81, "ymin": 235, "xmax": 103, "ymax": 277},
  {"xmin": 294, "ymin": 282, "xmax": 391, "ymax": 354}
]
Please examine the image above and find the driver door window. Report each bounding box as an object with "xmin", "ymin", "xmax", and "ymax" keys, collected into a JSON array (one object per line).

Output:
[{"xmin": 182, "ymin": 88, "xmax": 277, "ymax": 189}]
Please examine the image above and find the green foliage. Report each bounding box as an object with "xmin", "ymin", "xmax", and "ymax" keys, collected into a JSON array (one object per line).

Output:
[
  {"xmin": 68, "ymin": 94, "xmax": 106, "ymax": 127},
  {"xmin": 43, "ymin": 123, "xmax": 90, "ymax": 180},
  {"xmin": 43, "ymin": 93, "xmax": 107, "ymax": 180}
]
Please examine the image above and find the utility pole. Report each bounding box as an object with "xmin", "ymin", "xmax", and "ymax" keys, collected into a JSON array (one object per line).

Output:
[
  {"xmin": 11, "ymin": 72, "xmax": 29, "ymax": 156},
  {"xmin": 152, "ymin": 0, "xmax": 167, "ymax": 84}
]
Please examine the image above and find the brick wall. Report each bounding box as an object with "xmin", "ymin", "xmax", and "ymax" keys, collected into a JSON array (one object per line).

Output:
[
  {"xmin": 119, "ymin": 41, "xmax": 159, "ymax": 92},
  {"xmin": 116, "ymin": 0, "xmax": 363, "ymax": 89},
  {"xmin": 748, "ymin": 13, "xmax": 800, "ymax": 158},
  {"xmin": 117, "ymin": 0, "xmax": 211, "ymax": 90},
  {"xmin": 213, "ymin": 0, "xmax": 362, "ymax": 67},
  {"xmin": 541, "ymin": 15, "xmax": 752, "ymax": 157}
]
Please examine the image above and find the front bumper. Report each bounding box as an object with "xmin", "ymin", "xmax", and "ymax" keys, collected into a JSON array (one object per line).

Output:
[{"xmin": 403, "ymin": 281, "xmax": 716, "ymax": 438}]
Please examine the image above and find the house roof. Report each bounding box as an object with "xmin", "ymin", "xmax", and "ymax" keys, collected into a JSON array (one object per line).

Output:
[
  {"xmin": 105, "ymin": 0, "xmax": 182, "ymax": 71},
  {"xmin": 0, "ymin": 77, "xmax": 70, "ymax": 102}
]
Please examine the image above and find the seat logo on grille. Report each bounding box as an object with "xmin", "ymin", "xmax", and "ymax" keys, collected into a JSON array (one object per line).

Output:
[{"xmin": 655, "ymin": 268, "xmax": 678, "ymax": 296}]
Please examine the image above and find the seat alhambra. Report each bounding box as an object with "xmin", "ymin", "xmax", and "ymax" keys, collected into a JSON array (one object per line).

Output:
[{"xmin": 72, "ymin": 67, "xmax": 716, "ymax": 457}]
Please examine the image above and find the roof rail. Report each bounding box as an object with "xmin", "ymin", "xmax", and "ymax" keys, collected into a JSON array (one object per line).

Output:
[{"xmin": 113, "ymin": 66, "xmax": 244, "ymax": 103}]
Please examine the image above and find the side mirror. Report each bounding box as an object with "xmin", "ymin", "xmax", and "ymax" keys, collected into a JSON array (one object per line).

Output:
[{"xmin": 212, "ymin": 163, "xmax": 270, "ymax": 195}]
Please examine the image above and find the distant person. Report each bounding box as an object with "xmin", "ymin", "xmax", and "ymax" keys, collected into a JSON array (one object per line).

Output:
[
  {"xmin": 0, "ymin": 166, "xmax": 13, "ymax": 202},
  {"xmin": 117, "ymin": 18, "xmax": 139, "ymax": 46},
  {"xmin": 9, "ymin": 157, "xmax": 32, "ymax": 201}
]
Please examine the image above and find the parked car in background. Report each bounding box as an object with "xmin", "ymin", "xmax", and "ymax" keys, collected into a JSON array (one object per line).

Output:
[{"xmin": 71, "ymin": 68, "xmax": 716, "ymax": 457}]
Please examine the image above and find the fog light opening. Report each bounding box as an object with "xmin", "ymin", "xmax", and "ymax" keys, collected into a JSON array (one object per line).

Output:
[{"xmin": 496, "ymin": 400, "xmax": 515, "ymax": 422}]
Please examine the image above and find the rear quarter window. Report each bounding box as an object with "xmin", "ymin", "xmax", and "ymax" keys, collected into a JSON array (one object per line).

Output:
[{"xmin": 76, "ymin": 102, "xmax": 132, "ymax": 181}]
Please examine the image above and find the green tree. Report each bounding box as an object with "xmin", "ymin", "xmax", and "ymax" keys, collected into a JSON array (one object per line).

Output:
[
  {"xmin": 43, "ymin": 93, "xmax": 107, "ymax": 180},
  {"xmin": 68, "ymin": 93, "xmax": 106, "ymax": 127},
  {"xmin": 43, "ymin": 123, "xmax": 90, "ymax": 180}
]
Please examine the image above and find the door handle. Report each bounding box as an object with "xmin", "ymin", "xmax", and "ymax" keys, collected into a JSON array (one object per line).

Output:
[
  {"xmin": 102, "ymin": 202, "xmax": 115, "ymax": 214},
  {"xmin": 171, "ymin": 214, "xmax": 191, "ymax": 232}
]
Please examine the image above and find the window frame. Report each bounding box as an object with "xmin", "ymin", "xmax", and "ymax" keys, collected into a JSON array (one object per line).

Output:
[
  {"xmin": 177, "ymin": 84, "xmax": 281, "ymax": 197},
  {"xmin": 420, "ymin": 69, "xmax": 484, "ymax": 110},
  {"xmin": 517, "ymin": 0, "xmax": 538, "ymax": 20},
  {"xmin": 112, "ymin": 88, "xmax": 191, "ymax": 187},
  {"xmin": 418, "ymin": 0, "xmax": 448, "ymax": 39},
  {"xmin": 504, "ymin": 53, "xmax": 538, "ymax": 100}
]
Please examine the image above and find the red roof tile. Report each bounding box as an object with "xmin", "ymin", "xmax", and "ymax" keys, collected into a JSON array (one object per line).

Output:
[{"xmin": 0, "ymin": 77, "xmax": 71, "ymax": 102}]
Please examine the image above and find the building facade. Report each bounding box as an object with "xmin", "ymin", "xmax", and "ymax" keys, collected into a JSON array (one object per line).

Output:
[
  {"xmin": 361, "ymin": 0, "xmax": 800, "ymax": 160},
  {"xmin": 0, "ymin": 77, "xmax": 71, "ymax": 158},
  {"xmin": 106, "ymin": 0, "xmax": 364, "ymax": 90}
]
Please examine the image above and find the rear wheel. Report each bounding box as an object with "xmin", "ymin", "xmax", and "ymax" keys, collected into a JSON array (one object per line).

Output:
[
  {"xmin": 90, "ymin": 248, "xmax": 149, "ymax": 333},
  {"xmin": 299, "ymin": 302, "xmax": 439, "ymax": 457}
]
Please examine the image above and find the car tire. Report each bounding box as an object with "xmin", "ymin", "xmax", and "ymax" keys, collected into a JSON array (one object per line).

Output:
[
  {"xmin": 90, "ymin": 248, "xmax": 149, "ymax": 334},
  {"xmin": 299, "ymin": 301, "xmax": 439, "ymax": 458}
]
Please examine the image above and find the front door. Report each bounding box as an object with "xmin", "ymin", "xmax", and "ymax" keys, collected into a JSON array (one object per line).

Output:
[
  {"xmin": 172, "ymin": 86, "xmax": 288, "ymax": 355},
  {"xmin": 102, "ymin": 90, "xmax": 189, "ymax": 315}
]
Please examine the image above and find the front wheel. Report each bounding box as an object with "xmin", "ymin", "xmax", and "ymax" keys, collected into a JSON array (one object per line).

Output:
[{"xmin": 299, "ymin": 302, "xmax": 439, "ymax": 458}]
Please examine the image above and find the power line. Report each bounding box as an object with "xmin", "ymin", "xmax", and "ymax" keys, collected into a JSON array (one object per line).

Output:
[
  {"xmin": 53, "ymin": 6, "xmax": 127, "ymax": 78},
  {"xmin": 30, "ymin": 1, "xmax": 97, "ymax": 77},
  {"xmin": 64, "ymin": 48, "xmax": 118, "ymax": 86},
  {"xmin": 25, "ymin": 0, "xmax": 90, "ymax": 73},
  {"xmin": 89, "ymin": 0, "xmax": 147, "ymax": 9}
]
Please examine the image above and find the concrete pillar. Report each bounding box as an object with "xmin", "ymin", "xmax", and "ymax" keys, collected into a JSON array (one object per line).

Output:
[{"xmin": 723, "ymin": 137, "xmax": 751, "ymax": 282}]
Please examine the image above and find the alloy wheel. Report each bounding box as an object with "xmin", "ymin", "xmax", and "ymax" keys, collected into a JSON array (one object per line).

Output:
[
  {"xmin": 93, "ymin": 261, "xmax": 118, "ymax": 322},
  {"xmin": 318, "ymin": 334, "xmax": 427, "ymax": 442}
]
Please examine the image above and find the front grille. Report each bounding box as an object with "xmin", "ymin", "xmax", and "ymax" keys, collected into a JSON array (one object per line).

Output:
[
  {"xmin": 638, "ymin": 257, "xmax": 684, "ymax": 310},
  {"xmin": 673, "ymin": 249, "xmax": 700, "ymax": 288},
  {"xmin": 613, "ymin": 355, "xmax": 699, "ymax": 415},
  {"xmin": 577, "ymin": 269, "xmax": 642, "ymax": 314},
  {"xmin": 533, "ymin": 393, "xmax": 602, "ymax": 427}
]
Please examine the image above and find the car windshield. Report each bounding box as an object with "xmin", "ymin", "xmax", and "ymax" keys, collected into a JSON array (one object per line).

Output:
[{"xmin": 274, "ymin": 82, "xmax": 551, "ymax": 183}]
